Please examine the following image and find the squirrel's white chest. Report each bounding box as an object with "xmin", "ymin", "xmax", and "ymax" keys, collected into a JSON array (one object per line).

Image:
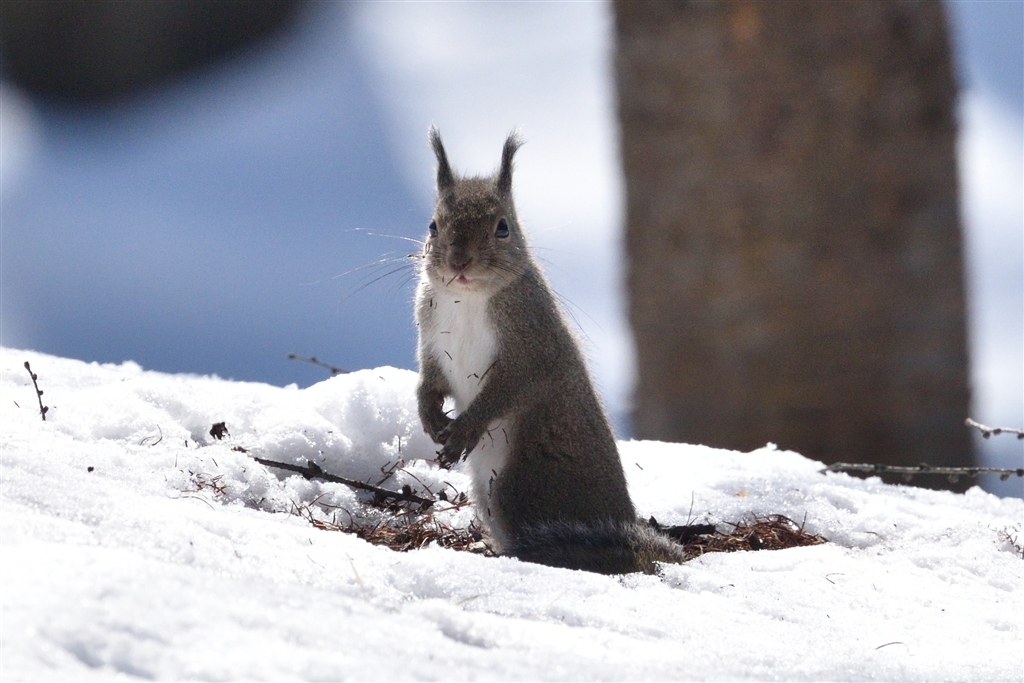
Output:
[
  {"xmin": 424, "ymin": 287, "xmax": 498, "ymax": 411},
  {"xmin": 420, "ymin": 284, "xmax": 512, "ymax": 546}
]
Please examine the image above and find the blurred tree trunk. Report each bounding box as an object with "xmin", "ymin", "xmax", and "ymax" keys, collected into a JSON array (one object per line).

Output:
[{"xmin": 614, "ymin": 0, "xmax": 974, "ymax": 487}]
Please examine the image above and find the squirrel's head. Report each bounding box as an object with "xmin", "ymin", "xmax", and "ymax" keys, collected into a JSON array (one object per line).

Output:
[{"xmin": 423, "ymin": 127, "xmax": 527, "ymax": 293}]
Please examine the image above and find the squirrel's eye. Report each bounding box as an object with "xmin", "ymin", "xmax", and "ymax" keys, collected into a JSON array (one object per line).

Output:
[
  {"xmin": 428, "ymin": 220, "xmax": 438, "ymax": 238},
  {"xmin": 495, "ymin": 218, "xmax": 509, "ymax": 239}
]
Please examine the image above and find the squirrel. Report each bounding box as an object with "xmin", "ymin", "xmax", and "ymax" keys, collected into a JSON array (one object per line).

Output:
[{"xmin": 415, "ymin": 127, "xmax": 687, "ymax": 574}]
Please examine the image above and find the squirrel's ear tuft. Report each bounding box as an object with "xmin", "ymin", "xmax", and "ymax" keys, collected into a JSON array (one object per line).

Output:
[
  {"xmin": 429, "ymin": 126, "xmax": 455, "ymax": 195},
  {"xmin": 497, "ymin": 130, "xmax": 523, "ymax": 196}
]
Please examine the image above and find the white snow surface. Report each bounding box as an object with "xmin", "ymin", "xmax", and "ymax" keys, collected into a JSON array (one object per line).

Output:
[{"xmin": 1, "ymin": 348, "xmax": 1021, "ymax": 682}]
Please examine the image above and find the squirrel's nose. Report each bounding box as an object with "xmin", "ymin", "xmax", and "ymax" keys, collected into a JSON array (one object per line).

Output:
[{"xmin": 449, "ymin": 257, "xmax": 472, "ymax": 272}]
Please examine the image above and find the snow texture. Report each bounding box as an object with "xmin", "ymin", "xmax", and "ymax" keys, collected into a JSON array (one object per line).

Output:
[{"xmin": 2, "ymin": 348, "xmax": 1021, "ymax": 681}]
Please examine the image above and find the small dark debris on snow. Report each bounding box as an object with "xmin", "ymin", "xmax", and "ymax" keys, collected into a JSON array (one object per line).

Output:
[
  {"xmin": 294, "ymin": 502, "xmax": 489, "ymax": 555},
  {"xmin": 187, "ymin": 471, "xmax": 228, "ymax": 496},
  {"xmin": 209, "ymin": 422, "xmax": 229, "ymax": 440},
  {"xmin": 653, "ymin": 514, "xmax": 827, "ymax": 559},
  {"xmin": 303, "ymin": 506, "xmax": 824, "ymax": 562},
  {"xmin": 204, "ymin": 445, "xmax": 828, "ymax": 563},
  {"xmin": 87, "ymin": 466, "xmax": 95, "ymax": 473}
]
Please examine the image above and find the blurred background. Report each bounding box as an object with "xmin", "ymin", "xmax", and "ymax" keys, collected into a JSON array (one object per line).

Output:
[{"xmin": 1, "ymin": 1, "xmax": 1020, "ymax": 495}]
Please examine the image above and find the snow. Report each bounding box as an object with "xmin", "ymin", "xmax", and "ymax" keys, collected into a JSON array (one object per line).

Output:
[{"xmin": 2, "ymin": 347, "xmax": 1021, "ymax": 681}]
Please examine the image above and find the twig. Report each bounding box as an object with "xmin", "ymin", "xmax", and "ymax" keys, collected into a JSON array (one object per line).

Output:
[
  {"xmin": 965, "ymin": 418, "xmax": 1024, "ymax": 440},
  {"xmin": 346, "ymin": 554, "xmax": 365, "ymax": 587},
  {"xmin": 252, "ymin": 456, "xmax": 434, "ymax": 507},
  {"xmin": 287, "ymin": 354, "xmax": 350, "ymax": 376},
  {"xmin": 822, "ymin": 462, "xmax": 1024, "ymax": 482},
  {"xmin": 998, "ymin": 527, "xmax": 1023, "ymax": 560},
  {"xmin": 376, "ymin": 458, "xmax": 403, "ymax": 486},
  {"xmin": 139, "ymin": 425, "xmax": 163, "ymax": 446},
  {"xmin": 23, "ymin": 361, "xmax": 48, "ymax": 421},
  {"xmin": 186, "ymin": 470, "xmax": 228, "ymax": 497}
]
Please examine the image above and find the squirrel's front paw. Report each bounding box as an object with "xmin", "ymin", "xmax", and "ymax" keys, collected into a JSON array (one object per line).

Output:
[
  {"xmin": 435, "ymin": 444, "xmax": 462, "ymax": 470},
  {"xmin": 421, "ymin": 409, "xmax": 453, "ymax": 445},
  {"xmin": 434, "ymin": 418, "xmax": 483, "ymax": 469}
]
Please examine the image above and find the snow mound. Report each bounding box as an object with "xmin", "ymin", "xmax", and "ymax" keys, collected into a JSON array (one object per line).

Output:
[{"xmin": 2, "ymin": 348, "xmax": 1021, "ymax": 681}]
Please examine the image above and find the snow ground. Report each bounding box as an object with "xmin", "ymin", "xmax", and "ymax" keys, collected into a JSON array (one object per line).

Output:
[{"xmin": 1, "ymin": 347, "xmax": 1021, "ymax": 681}]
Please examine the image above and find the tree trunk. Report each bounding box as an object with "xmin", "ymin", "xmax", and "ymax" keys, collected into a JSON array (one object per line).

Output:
[{"xmin": 614, "ymin": 0, "xmax": 973, "ymax": 487}]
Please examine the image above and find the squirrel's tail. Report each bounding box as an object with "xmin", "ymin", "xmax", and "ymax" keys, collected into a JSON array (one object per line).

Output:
[{"xmin": 506, "ymin": 519, "xmax": 688, "ymax": 574}]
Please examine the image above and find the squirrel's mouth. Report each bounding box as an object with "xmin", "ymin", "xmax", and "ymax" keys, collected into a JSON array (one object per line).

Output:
[
  {"xmin": 436, "ymin": 260, "xmax": 491, "ymax": 289},
  {"xmin": 446, "ymin": 272, "xmax": 477, "ymax": 289},
  {"xmin": 441, "ymin": 267, "xmax": 479, "ymax": 288}
]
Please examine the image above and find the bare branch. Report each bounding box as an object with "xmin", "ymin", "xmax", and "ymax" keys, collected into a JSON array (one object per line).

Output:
[
  {"xmin": 287, "ymin": 354, "xmax": 350, "ymax": 376},
  {"xmin": 252, "ymin": 456, "xmax": 434, "ymax": 507},
  {"xmin": 822, "ymin": 462, "xmax": 1024, "ymax": 483},
  {"xmin": 23, "ymin": 361, "xmax": 48, "ymax": 421},
  {"xmin": 825, "ymin": 419, "xmax": 1024, "ymax": 483},
  {"xmin": 965, "ymin": 418, "xmax": 1024, "ymax": 440}
]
